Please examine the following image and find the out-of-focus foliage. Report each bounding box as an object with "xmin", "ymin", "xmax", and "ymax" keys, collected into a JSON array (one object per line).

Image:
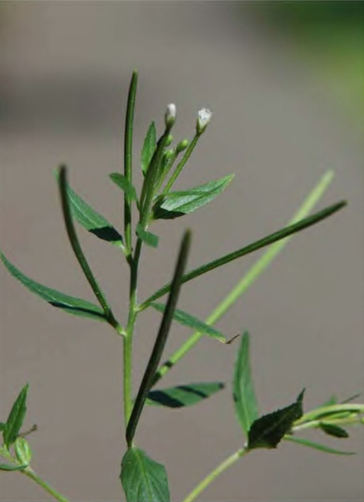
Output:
[{"xmin": 248, "ymin": 2, "xmax": 364, "ymax": 129}]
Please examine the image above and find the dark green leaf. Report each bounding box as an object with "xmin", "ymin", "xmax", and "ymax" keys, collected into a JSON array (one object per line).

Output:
[
  {"xmin": 126, "ymin": 231, "xmax": 191, "ymax": 446},
  {"xmin": 15, "ymin": 437, "xmax": 33, "ymax": 464},
  {"xmin": 58, "ymin": 166, "xmax": 117, "ymax": 325},
  {"xmin": 110, "ymin": 173, "xmax": 138, "ymax": 202},
  {"xmin": 141, "ymin": 201, "xmax": 347, "ymax": 308},
  {"xmin": 3, "ymin": 384, "xmax": 29, "ymax": 447},
  {"xmin": 146, "ymin": 382, "xmax": 224, "ymax": 408},
  {"xmin": 319, "ymin": 422, "xmax": 349, "ymax": 438},
  {"xmin": 0, "ymin": 463, "xmax": 28, "ymax": 472},
  {"xmin": 141, "ymin": 122, "xmax": 157, "ymax": 175},
  {"xmin": 233, "ymin": 332, "xmax": 259, "ymax": 438},
  {"xmin": 285, "ymin": 435, "xmax": 355, "ymax": 455},
  {"xmin": 1, "ymin": 252, "xmax": 107, "ymax": 322},
  {"xmin": 120, "ymin": 447, "xmax": 170, "ymax": 502},
  {"xmin": 136, "ymin": 224, "xmax": 159, "ymax": 248},
  {"xmin": 248, "ymin": 390, "xmax": 304, "ymax": 450},
  {"xmin": 0, "ymin": 422, "xmax": 5, "ymax": 431},
  {"xmin": 150, "ymin": 302, "xmax": 226, "ymax": 342},
  {"xmin": 153, "ymin": 175, "xmax": 234, "ymax": 219},
  {"xmin": 54, "ymin": 170, "xmax": 123, "ymax": 247}
]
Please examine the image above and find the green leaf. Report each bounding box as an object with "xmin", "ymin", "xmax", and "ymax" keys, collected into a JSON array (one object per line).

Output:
[
  {"xmin": 153, "ymin": 175, "xmax": 234, "ymax": 219},
  {"xmin": 0, "ymin": 422, "xmax": 5, "ymax": 432},
  {"xmin": 141, "ymin": 200, "xmax": 347, "ymax": 308},
  {"xmin": 319, "ymin": 422, "xmax": 349, "ymax": 438},
  {"xmin": 298, "ymin": 404, "xmax": 364, "ymax": 424},
  {"xmin": 54, "ymin": 170, "xmax": 123, "ymax": 247},
  {"xmin": 126, "ymin": 231, "xmax": 191, "ymax": 446},
  {"xmin": 110, "ymin": 173, "xmax": 138, "ymax": 202},
  {"xmin": 141, "ymin": 122, "xmax": 157, "ymax": 175},
  {"xmin": 233, "ymin": 332, "xmax": 259, "ymax": 438},
  {"xmin": 1, "ymin": 252, "xmax": 107, "ymax": 322},
  {"xmin": 248, "ymin": 390, "xmax": 304, "ymax": 450},
  {"xmin": 3, "ymin": 385, "xmax": 29, "ymax": 448},
  {"xmin": 284, "ymin": 435, "xmax": 355, "ymax": 455},
  {"xmin": 321, "ymin": 395, "xmax": 337, "ymax": 406},
  {"xmin": 0, "ymin": 463, "xmax": 28, "ymax": 472},
  {"xmin": 15, "ymin": 437, "xmax": 33, "ymax": 464},
  {"xmin": 136, "ymin": 223, "xmax": 159, "ymax": 248},
  {"xmin": 150, "ymin": 302, "xmax": 226, "ymax": 343},
  {"xmin": 146, "ymin": 382, "xmax": 224, "ymax": 408},
  {"xmin": 120, "ymin": 447, "xmax": 170, "ymax": 502}
]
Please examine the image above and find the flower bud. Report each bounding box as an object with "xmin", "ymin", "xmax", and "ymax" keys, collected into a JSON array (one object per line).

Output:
[
  {"xmin": 161, "ymin": 149, "xmax": 174, "ymax": 170},
  {"xmin": 165, "ymin": 103, "xmax": 176, "ymax": 128},
  {"xmin": 196, "ymin": 108, "xmax": 212, "ymax": 134},
  {"xmin": 176, "ymin": 139, "xmax": 189, "ymax": 153},
  {"xmin": 165, "ymin": 134, "xmax": 173, "ymax": 147}
]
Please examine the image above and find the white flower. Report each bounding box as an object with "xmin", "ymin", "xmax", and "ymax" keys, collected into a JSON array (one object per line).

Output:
[
  {"xmin": 165, "ymin": 103, "xmax": 176, "ymax": 127},
  {"xmin": 197, "ymin": 108, "xmax": 212, "ymax": 133}
]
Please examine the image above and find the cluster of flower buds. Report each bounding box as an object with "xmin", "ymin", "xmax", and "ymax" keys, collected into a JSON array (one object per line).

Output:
[{"xmin": 165, "ymin": 104, "xmax": 212, "ymax": 135}]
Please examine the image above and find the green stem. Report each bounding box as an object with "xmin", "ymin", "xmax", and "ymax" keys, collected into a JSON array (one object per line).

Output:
[
  {"xmin": 163, "ymin": 133, "xmax": 199, "ymax": 193},
  {"xmin": 124, "ymin": 70, "xmax": 138, "ymax": 256},
  {"xmin": 182, "ymin": 448, "xmax": 248, "ymax": 502},
  {"xmin": 153, "ymin": 170, "xmax": 336, "ymax": 383},
  {"xmin": 0, "ymin": 448, "xmax": 69, "ymax": 502},
  {"xmin": 23, "ymin": 469, "xmax": 69, "ymax": 502},
  {"xmin": 58, "ymin": 167, "xmax": 119, "ymax": 329},
  {"xmin": 123, "ymin": 237, "xmax": 143, "ymax": 427}
]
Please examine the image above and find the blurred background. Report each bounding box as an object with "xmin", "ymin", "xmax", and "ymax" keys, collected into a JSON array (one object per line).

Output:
[{"xmin": 0, "ymin": 2, "xmax": 363, "ymax": 501}]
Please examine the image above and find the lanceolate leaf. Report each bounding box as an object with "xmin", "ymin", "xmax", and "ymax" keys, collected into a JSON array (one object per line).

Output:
[
  {"xmin": 1, "ymin": 253, "xmax": 108, "ymax": 322},
  {"xmin": 136, "ymin": 224, "xmax": 159, "ymax": 248},
  {"xmin": 3, "ymin": 384, "xmax": 29, "ymax": 448},
  {"xmin": 284, "ymin": 435, "xmax": 355, "ymax": 455},
  {"xmin": 146, "ymin": 382, "xmax": 224, "ymax": 408},
  {"xmin": 141, "ymin": 122, "xmax": 157, "ymax": 175},
  {"xmin": 150, "ymin": 302, "xmax": 226, "ymax": 343},
  {"xmin": 120, "ymin": 447, "xmax": 170, "ymax": 502},
  {"xmin": 0, "ymin": 463, "xmax": 28, "ymax": 472},
  {"xmin": 248, "ymin": 390, "xmax": 304, "ymax": 450},
  {"xmin": 141, "ymin": 201, "xmax": 347, "ymax": 308},
  {"xmin": 153, "ymin": 175, "xmax": 234, "ymax": 219},
  {"xmin": 233, "ymin": 332, "xmax": 258, "ymax": 437},
  {"xmin": 126, "ymin": 231, "xmax": 191, "ymax": 447},
  {"xmin": 319, "ymin": 422, "xmax": 349, "ymax": 438},
  {"xmin": 54, "ymin": 171, "xmax": 123, "ymax": 247},
  {"xmin": 110, "ymin": 173, "xmax": 138, "ymax": 202},
  {"xmin": 297, "ymin": 404, "xmax": 364, "ymax": 424}
]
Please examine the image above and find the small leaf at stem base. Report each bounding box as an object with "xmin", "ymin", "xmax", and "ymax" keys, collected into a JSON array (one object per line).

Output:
[{"xmin": 120, "ymin": 447, "xmax": 170, "ymax": 502}]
